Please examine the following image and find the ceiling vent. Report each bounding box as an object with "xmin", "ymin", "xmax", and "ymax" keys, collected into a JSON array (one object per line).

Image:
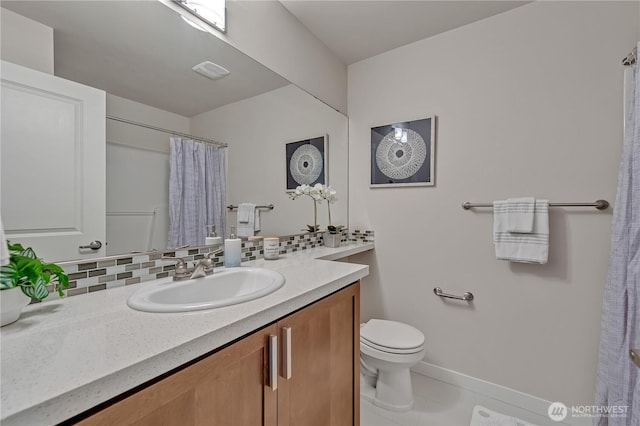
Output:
[{"xmin": 192, "ymin": 61, "xmax": 230, "ymax": 80}]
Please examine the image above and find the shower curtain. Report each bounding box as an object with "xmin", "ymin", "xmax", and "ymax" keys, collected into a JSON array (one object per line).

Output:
[
  {"xmin": 167, "ymin": 137, "xmax": 226, "ymax": 248},
  {"xmin": 594, "ymin": 44, "xmax": 640, "ymax": 426}
]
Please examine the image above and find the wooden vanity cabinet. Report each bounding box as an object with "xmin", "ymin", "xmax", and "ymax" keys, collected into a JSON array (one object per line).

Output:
[
  {"xmin": 76, "ymin": 323, "xmax": 278, "ymax": 426},
  {"xmin": 75, "ymin": 282, "xmax": 360, "ymax": 426},
  {"xmin": 277, "ymin": 281, "xmax": 360, "ymax": 426}
]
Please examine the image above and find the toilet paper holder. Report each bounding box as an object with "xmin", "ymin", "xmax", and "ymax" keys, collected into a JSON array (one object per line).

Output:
[{"xmin": 433, "ymin": 287, "xmax": 474, "ymax": 302}]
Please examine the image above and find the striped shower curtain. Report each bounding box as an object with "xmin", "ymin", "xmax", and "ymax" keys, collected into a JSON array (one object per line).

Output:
[
  {"xmin": 167, "ymin": 137, "xmax": 226, "ymax": 248},
  {"xmin": 594, "ymin": 44, "xmax": 640, "ymax": 425}
]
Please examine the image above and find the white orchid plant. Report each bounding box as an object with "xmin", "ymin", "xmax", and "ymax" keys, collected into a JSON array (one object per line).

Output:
[
  {"xmin": 318, "ymin": 185, "xmax": 343, "ymax": 234},
  {"xmin": 289, "ymin": 184, "xmax": 343, "ymax": 234},
  {"xmin": 289, "ymin": 184, "xmax": 324, "ymax": 232}
]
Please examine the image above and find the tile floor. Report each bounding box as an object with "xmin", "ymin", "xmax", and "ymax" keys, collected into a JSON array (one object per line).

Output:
[{"xmin": 360, "ymin": 372, "xmax": 558, "ymax": 426}]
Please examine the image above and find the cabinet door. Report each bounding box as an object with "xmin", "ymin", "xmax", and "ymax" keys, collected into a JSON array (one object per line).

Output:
[
  {"xmin": 277, "ymin": 282, "xmax": 360, "ymax": 426},
  {"xmin": 76, "ymin": 324, "xmax": 278, "ymax": 426},
  {"xmin": 1, "ymin": 60, "xmax": 106, "ymax": 262}
]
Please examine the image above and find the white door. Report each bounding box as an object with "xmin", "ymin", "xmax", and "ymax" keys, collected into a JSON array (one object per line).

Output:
[{"xmin": 1, "ymin": 60, "xmax": 106, "ymax": 262}]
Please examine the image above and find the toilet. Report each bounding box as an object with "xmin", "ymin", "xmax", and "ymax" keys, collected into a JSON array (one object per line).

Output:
[{"xmin": 360, "ymin": 319, "xmax": 426, "ymax": 411}]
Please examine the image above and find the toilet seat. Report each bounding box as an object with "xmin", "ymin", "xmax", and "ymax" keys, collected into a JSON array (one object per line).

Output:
[
  {"xmin": 361, "ymin": 338, "xmax": 423, "ymax": 354},
  {"xmin": 360, "ymin": 319, "xmax": 425, "ymax": 354}
]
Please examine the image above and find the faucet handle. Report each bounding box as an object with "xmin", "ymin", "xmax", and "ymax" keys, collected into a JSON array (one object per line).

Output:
[
  {"xmin": 205, "ymin": 248, "xmax": 223, "ymax": 259},
  {"xmin": 201, "ymin": 249, "xmax": 223, "ymax": 274},
  {"xmin": 161, "ymin": 257, "xmax": 190, "ymax": 281}
]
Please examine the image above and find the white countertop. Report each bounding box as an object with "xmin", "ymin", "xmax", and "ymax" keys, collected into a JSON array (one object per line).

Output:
[{"xmin": 0, "ymin": 242, "xmax": 373, "ymax": 425}]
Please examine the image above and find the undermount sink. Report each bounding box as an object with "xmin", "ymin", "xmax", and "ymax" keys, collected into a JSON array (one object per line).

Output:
[{"xmin": 127, "ymin": 267, "xmax": 285, "ymax": 313}]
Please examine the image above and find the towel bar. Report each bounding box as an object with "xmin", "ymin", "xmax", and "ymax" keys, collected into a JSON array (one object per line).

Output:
[
  {"xmin": 462, "ymin": 199, "xmax": 609, "ymax": 210},
  {"xmin": 433, "ymin": 287, "xmax": 474, "ymax": 302},
  {"xmin": 227, "ymin": 204, "xmax": 274, "ymax": 211}
]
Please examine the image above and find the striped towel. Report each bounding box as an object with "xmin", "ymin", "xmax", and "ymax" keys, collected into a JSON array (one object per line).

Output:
[
  {"xmin": 493, "ymin": 199, "xmax": 549, "ymax": 264},
  {"xmin": 236, "ymin": 203, "xmax": 260, "ymax": 238},
  {"xmin": 505, "ymin": 197, "xmax": 535, "ymax": 233}
]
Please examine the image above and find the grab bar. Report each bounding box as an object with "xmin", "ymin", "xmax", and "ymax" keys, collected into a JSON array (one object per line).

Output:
[{"xmin": 433, "ymin": 287, "xmax": 474, "ymax": 302}]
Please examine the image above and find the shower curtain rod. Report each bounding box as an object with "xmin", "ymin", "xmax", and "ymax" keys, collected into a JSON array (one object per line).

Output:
[
  {"xmin": 622, "ymin": 46, "xmax": 637, "ymax": 66},
  {"xmin": 106, "ymin": 115, "xmax": 228, "ymax": 148}
]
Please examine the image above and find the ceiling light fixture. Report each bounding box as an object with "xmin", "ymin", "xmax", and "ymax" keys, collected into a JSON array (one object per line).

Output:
[{"xmin": 192, "ymin": 61, "xmax": 230, "ymax": 80}]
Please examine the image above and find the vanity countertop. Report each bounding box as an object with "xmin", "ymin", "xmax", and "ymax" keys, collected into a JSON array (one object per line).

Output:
[{"xmin": 0, "ymin": 242, "xmax": 373, "ymax": 426}]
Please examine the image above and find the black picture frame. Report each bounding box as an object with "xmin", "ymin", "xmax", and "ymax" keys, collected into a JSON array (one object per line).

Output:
[
  {"xmin": 370, "ymin": 116, "xmax": 435, "ymax": 187},
  {"xmin": 285, "ymin": 135, "xmax": 328, "ymax": 191}
]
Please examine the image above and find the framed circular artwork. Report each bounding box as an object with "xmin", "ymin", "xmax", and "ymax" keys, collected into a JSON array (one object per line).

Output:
[
  {"xmin": 285, "ymin": 135, "xmax": 327, "ymax": 190},
  {"xmin": 370, "ymin": 116, "xmax": 435, "ymax": 187}
]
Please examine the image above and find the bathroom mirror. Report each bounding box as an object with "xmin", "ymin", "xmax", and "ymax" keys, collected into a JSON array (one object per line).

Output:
[{"xmin": 1, "ymin": 0, "xmax": 348, "ymax": 261}]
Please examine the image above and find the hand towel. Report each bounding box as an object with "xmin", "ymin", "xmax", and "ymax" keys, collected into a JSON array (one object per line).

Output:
[
  {"xmin": 493, "ymin": 199, "xmax": 549, "ymax": 264},
  {"xmin": 236, "ymin": 203, "xmax": 258, "ymax": 238},
  {"xmin": 505, "ymin": 197, "xmax": 535, "ymax": 233},
  {"xmin": 0, "ymin": 217, "xmax": 9, "ymax": 266},
  {"xmin": 238, "ymin": 203, "xmax": 252, "ymax": 223}
]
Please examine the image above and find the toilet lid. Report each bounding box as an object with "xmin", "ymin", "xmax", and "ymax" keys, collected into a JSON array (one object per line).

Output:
[{"xmin": 360, "ymin": 319, "xmax": 424, "ymax": 351}]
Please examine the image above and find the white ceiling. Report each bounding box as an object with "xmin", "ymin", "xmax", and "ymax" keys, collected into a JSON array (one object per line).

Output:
[
  {"xmin": 3, "ymin": 1, "xmax": 533, "ymax": 117},
  {"xmin": 280, "ymin": 1, "xmax": 531, "ymax": 65}
]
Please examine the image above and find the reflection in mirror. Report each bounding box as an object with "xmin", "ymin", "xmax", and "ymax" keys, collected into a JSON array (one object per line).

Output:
[
  {"xmin": 174, "ymin": 0, "xmax": 226, "ymax": 34},
  {"xmin": 0, "ymin": 1, "xmax": 348, "ymax": 262}
]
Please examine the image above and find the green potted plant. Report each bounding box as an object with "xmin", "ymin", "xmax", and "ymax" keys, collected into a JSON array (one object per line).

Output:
[{"xmin": 0, "ymin": 241, "xmax": 69, "ymax": 326}]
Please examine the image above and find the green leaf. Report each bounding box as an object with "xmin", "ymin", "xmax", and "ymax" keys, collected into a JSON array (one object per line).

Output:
[
  {"xmin": 3, "ymin": 243, "xmax": 68, "ymax": 300},
  {"xmin": 21, "ymin": 283, "xmax": 49, "ymax": 300},
  {"xmin": 0, "ymin": 264, "xmax": 19, "ymax": 289},
  {"xmin": 7, "ymin": 241, "xmax": 25, "ymax": 254}
]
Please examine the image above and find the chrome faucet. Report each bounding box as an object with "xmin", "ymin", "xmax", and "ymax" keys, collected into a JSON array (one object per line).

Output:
[
  {"xmin": 161, "ymin": 257, "xmax": 191, "ymax": 281},
  {"xmin": 162, "ymin": 249, "xmax": 222, "ymax": 281},
  {"xmin": 192, "ymin": 249, "xmax": 222, "ymax": 278}
]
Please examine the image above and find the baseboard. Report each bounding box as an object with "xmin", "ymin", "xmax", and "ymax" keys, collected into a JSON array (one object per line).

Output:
[{"xmin": 411, "ymin": 361, "xmax": 592, "ymax": 426}]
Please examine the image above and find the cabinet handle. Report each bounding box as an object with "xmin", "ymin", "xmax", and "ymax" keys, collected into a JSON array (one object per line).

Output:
[
  {"xmin": 269, "ymin": 335, "xmax": 278, "ymax": 391},
  {"xmin": 283, "ymin": 327, "xmax": 292, "ymax": 380}
]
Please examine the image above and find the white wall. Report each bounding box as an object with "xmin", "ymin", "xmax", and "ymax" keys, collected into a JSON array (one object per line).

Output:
[
  {"xmin": 348, "ymin": 1, "xmax": 638, "ymax": 407},
  {"xmin": 159, "ymin": 0, "xmax": 347, "ymax": 114},
  {"xmin": 106, "ymin": 95, "xmax": 190, "ymax": 254},
  {"xmin": 0, "ymin": 7, "xmax": 53, "ymax": 74},
  {"xmin": 191, "ymin": 84, "xmax": 348, "ymax": 237}
]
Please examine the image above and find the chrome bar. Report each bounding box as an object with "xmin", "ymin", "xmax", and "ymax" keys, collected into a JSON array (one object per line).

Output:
[
  {"xmin": 462, "ymin": 199, "xmax": 609, "ymax": 210},
  {"xmin": 106, "ymin": 115, "xmax": 227, "ymax": 148},
  {"xmin": 227, "ymin": 204, "xmax": 275, "ymax": 211},
  {"xmin": 283, "ymin": 327, "xmax": 292, "ymax": 380},
  {"xmin": 433, "ymin": 287, "xmax": 474, "ymax": 302},
  {"xmin": 269, "ymin": 335, "xmax": 278, "ymax": 391}
]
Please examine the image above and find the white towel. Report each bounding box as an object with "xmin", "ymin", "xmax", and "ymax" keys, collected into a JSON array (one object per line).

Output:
[
  {"xmin": 505, "ymin": 197, "xmax": 535, "ymax": 233},
  {"xmin": 0, "ymin": 217, "xmax": 9, "ymax": 266},
  {"xmin": 238, "ymin": 203, "xmax": 252, "ymax": 223},
  {"xmin": 236, "ymin": 203, "xmax": 260, "ymax": 238},
  {"xmin": 493, "ymin": 199, "xmax": 549, "ymax": 264}
]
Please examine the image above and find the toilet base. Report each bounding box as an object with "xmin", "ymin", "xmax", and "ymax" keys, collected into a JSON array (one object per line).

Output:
[{"xmin": 359, "ymin": 368, "xmax": 415, "ymax": 412}]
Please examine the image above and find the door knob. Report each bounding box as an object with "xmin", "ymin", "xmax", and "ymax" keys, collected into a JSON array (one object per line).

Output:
[{"xmin": 79, "ymin": 240, "xmax": 102, "ymax": 250}]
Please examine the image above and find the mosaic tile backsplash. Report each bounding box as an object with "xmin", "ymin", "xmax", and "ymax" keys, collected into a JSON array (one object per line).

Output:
[{"xmin": 36, "ymin": 230, "xmax": 374, "ymax": 303}]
